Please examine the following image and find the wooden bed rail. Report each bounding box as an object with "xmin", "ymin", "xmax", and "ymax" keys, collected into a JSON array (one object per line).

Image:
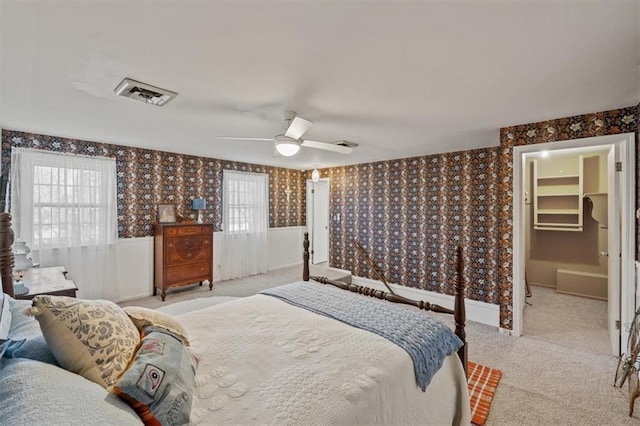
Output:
[{"xmin": 302, "ymin": 232, "xmax": 467, "ymax": 373}]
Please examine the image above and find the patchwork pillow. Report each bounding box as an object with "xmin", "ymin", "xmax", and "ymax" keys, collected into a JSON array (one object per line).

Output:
[
  {"xmin": 112, "ymin": 328, "xmax": 197, "ymax": 426},
  {"xmin": 27, "ymin": 295, "xmax": 140, "ymax": 387},
  {"xmin": 123, "ymin": 306, "xmax": 190, "ymax": 346}
]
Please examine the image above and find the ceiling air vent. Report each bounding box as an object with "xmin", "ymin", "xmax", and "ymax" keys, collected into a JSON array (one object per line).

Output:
[
  {"xmin": 335, "ymin": 140, "xmax": 358, "ymax": 148},
  {"xmin": 113, "ymin": 78, "xmax": 177, "ymax": 106}
]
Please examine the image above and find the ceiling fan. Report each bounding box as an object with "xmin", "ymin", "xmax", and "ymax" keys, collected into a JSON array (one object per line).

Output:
[{"xmin": 217, "ymin": 111, "xmax": 355, "ymax": 157}]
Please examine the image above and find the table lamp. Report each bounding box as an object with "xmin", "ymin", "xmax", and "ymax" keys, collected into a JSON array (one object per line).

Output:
[
  {"xmin": 13, "ymin": 240, "xmax": 34, "ymax": 295},
  {"xmin": 192, "ymin": 198, "xmax": 206, "ymax": 224}
]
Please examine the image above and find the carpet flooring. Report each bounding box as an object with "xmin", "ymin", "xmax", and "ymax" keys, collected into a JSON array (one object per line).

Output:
[{"xmin": 121, "ymin": 267, "xmax": 638, "ymax": 425}]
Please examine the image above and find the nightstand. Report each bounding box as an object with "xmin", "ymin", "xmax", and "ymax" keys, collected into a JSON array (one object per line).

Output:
[{"xmin": 14, "ymin": 266, "xmax": 78, "ymax": 300}]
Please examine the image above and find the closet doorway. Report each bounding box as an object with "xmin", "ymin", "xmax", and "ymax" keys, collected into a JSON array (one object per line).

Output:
[
  {"xmin": 512, "ymin": 133, "xmax": 636, "ymax": 356},
  {"xmin": 306, "ymin": 178, "xmax": 330, "ymax": 265}
]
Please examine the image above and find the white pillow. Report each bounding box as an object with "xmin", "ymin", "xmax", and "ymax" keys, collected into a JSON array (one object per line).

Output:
[{"xmin": 0, "ymin": 293, "xmax": 12, "ymax": 340}]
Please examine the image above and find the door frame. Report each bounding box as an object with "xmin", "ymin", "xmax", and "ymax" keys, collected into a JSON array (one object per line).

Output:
[
  {"xmin": 306, "ymin": 178, "xmax": 330, "ymax": 264},
  {"xmin": 512, "ymin": 133, "xmax": 635, "ymax": 355}
]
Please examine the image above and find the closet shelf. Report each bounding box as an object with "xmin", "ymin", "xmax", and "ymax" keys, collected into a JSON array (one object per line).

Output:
[
  {"xmin": 533, "ymin": 226, "xmax": 583, "ymax": 232},
  {"xmin": 536, "ymin": 192, "xmax": 580, "ymax": 197},
  {"xmin": 537, "ymin": 209, "xmax": 579, "ymax": 215},
  {"xmin": 536, "ymin": 174, "xmax": 580, "ymax": 180},
  {"xmin": 534, "ymin": 222, "xmax": 583, "ymax": 232},
  {"xmin": 533, "ymin": 155, "xmax": 584, "ymax": 232}
]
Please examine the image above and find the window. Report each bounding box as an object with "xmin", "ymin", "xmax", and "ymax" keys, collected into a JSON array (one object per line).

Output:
[
  {"xmin": 223, "ymin": 171, "xmax": 268, "ymax": 233},
  {"xmin": 11, "ymin": 148, "xmax": 117, "ymax": 249},
  {"xmin": 221, "ymin": 170, "xmax": 269, "ymax": 280}
]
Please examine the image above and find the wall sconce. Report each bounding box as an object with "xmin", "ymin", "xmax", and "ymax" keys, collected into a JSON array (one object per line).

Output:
[
  {"xmin": 192, "ymin": 198, "xmax": 206, "ymax": 224},
  {"xmin": 284, "ymin": 187, "xmax": 292, "ymax": 202},
  {"xmin": 311, "ymin": 168, "xmax": 320, "ymax": 183}
]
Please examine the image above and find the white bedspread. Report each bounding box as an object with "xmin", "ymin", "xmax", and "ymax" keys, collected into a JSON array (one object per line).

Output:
[{"xmin": 178, "ymin": 294, "xmax": 470, "ymax": 425}]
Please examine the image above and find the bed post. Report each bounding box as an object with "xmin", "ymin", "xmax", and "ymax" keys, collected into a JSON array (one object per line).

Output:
[
  {"xmin": 303, "ymin": 232, "xmax": 310, "ymax": 281},
  {"xmin": 0, "ymin": 213, "xmax": 15, "ymax": 297},
  {"xmin": 454, "ymin": 246, "xmax": 467, "ymax": 374}
]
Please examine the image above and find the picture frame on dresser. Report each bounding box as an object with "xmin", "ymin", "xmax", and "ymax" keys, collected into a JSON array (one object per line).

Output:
[{"xmin": 157, "ymin": 204, "xmax": 176, "ymax": 223}]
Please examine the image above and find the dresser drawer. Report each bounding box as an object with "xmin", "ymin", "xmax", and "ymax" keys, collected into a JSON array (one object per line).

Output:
[
  {"xmin": 166, "ymin": 262, "xmax": 211, "ymax": 283},
  {"xmin": 165, "ymin": 226, "xmax": 205, "ymax": 237},
  {"xmin": 165, "ymin": 236, "xmax": 211, "ymax": 265}
]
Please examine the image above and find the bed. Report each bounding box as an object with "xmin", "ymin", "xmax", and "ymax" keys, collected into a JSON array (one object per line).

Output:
[{"xmin": 0, "ymin": 212, "xmax": 470, "ymax": 425}]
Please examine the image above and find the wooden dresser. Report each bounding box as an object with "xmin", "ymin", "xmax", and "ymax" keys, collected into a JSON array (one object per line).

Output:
[{"xmin": 153, "ymin": 223, "xmax": 213, "ymax": 301}]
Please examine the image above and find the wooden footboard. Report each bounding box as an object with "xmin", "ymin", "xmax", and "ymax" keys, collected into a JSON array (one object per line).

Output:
[{"xmin": 302, "ymin": 232, "xmax": 467, "ymax": 373}]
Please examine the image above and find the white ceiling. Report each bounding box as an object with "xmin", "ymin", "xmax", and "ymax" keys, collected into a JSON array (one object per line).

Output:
[{"xmin": 1, "ymin": 1, "xmax": 638, "ymax": 170}]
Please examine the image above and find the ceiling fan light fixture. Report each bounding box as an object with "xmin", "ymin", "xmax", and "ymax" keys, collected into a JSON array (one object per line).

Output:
[{"xmin": 275, "ymin": 137, "xmax": 301, "ymax": 157}]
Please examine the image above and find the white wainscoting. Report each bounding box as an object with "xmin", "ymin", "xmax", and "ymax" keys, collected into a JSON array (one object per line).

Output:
[
  {"xmin": 113, "ymin": 236, "xmax": 154, "ymax": 302},
  {"xmin": 351, "ymin": 275, "xmax": 500, "ymax": 328},
  {"xmin": 113, "ymin": 226, "xmax": 305, "ymax": 302}
]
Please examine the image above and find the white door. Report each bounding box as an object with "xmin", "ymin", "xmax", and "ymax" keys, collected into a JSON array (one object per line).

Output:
[
  {"xmin": 306, "ymin": 179, "xmax": 329, "ymax": 264},
  {"xmin": 607, "ymin": 147, "xmax": 621, "ymax": 355}
]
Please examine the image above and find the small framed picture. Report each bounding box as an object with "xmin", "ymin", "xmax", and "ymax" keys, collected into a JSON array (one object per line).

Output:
[{"xmin": 157, "ymin": 204, "xmax": 176, "ymax": 223}]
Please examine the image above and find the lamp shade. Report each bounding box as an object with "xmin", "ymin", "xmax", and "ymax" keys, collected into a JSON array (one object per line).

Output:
[
  {"xmin": 311, "ymin": 168, "xmax": 320, "ymax": 182},
  {"xmin": 192, "ymin": 198, "xmax": 206, "ymax": 210}
]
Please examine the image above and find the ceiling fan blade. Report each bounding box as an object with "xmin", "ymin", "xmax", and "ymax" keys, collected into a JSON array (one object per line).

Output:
[
  {"xmin": 216, "ymin": 137, "xmax": 274, "ymax": 141},
  {"xmin": 284, "ymin": 116, "xmax": 313, "ymax": 140},
  {"xmin": 301, "ymin": 140, "xmax": 353, "ymax": 154}
]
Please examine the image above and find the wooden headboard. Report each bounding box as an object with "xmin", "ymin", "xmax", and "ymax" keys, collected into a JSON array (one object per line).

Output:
[
  {"xmin": 301, "ymin": 232, "xmax": 467, "ymax": 373},
  {"xmin": 0, "ymin": 213, "xmax": 15, "ymax": 297}
]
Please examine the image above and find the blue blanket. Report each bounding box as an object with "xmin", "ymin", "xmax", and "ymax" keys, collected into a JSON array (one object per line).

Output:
[{"xmin": 260, "ymin": 281, "xmax": 463, "ymax": 390}]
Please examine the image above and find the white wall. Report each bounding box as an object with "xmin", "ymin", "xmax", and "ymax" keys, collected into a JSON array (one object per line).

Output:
[{"xmin": 108, "ymin": 226, "xmax": 305, "ymax": 302}]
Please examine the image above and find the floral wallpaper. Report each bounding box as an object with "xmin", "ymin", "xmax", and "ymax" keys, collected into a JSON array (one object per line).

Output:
[
  {"xmin": 320, "ymin": 148, "xmax": 501, "ymax": 305},
  {"xmin": 1, "ymin": 130, "xmax": 306, "ymax": 238}
]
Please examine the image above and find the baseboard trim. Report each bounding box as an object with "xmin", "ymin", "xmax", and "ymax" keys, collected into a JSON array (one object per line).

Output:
[
  {"xmin": 530, "ymin": 281, "xmax": 555, "ymax": 289},
  {"xmin": 268, "ymin": 262, "xmax": 302, "ymax": 272},
  {"xmin": 116, "ymin": 292, "xmax": 153, "ymax": 303},
  {"xmin": 351, "ymin": 275, "xmax": 500, "ymax": 328},
  {"xmin": 555, "ymin": 289, "xmax": 607, "ymax": 301}
]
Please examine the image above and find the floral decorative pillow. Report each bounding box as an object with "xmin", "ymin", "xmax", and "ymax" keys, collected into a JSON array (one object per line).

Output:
[
  {"xmin": 112, "ymin": 328, "xmax": 197, "ymax": 425},
  {"xmin": 27, "ymin": 295, "xmax": 140, "ymax": 387}
]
